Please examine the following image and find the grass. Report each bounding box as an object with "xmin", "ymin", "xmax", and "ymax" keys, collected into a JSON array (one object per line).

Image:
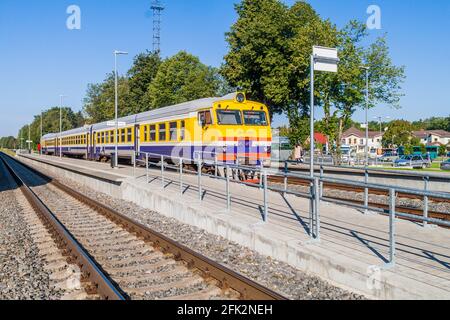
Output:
[
  {"xmin": 372, "ymin": 160, "xmax": 448, "ymax": 173},
  {"xmin": 0, "ymin": 148, "xmax": 16, "ymax": 157}
]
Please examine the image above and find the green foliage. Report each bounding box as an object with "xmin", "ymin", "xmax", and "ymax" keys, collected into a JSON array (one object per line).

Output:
[
  {"xmin": 439, "ymin": 145, "xmax": 447, "ymax": 156},
  {"xmin": 17, "ymin": 107, "xmax": 84, "ymax": 150},
  {"xmin": 83, "ymin": 73, "xmax": 130, "ymax": 124},
  {"xmin": 0, "ymin": 136, "xmax": 18, "ymax": 149},
  {"xmin": 127, "ymin": 51, "xmax": 162, "ymax": 113},
  {"xmin": 222, "ymin": 0, "xmax": 405, "ymax": 158},
  {"xmin": 382, "ymin": 120, "xmax": 414, "ymax": 148},
  {"xmin": 411, "ymin": 117, "xmax": 450, "ymax": 131},
  {"xmin": 145, "ymin": 51, "xmax": 221, "ymax": 108}
]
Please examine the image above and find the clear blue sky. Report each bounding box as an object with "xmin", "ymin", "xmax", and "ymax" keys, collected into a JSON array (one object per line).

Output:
[{"xmin": 1, "ymin": 0, "xmax": 449, "ymax": 136}]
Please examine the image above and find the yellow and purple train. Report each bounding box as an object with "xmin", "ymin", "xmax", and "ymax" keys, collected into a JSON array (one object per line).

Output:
[{"xmin": 41, "ymin": 93, "xmax": 272, "ymax": 166}]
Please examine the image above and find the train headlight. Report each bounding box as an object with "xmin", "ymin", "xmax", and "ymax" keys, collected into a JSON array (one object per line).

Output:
[{"xmin": 236, "ymin": 93, "xmax": 245, "ymax": 103}]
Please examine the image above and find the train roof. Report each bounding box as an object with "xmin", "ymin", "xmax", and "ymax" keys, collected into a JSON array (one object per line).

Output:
[
  {"xmin": 91, "ymin": 93, "xmax": 242, "ymax": 131},
  {"xmin": 42, "ymin": 92, "xmax": 251, "ymax": 138}
]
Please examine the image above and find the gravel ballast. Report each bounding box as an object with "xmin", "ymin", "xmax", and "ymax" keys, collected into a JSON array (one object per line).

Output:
[
  {"xmin": 0, "ymin": 162, "xmax": 62, "ymax": 300},
  {"xmin": 22, "ymin": 159, "xmax": 367, "ymax": 300}
]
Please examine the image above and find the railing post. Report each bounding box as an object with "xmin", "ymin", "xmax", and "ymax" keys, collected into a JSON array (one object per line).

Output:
[
  {"xmin": 259, "ymin": 162, "xmax": 264, "ymax": 189},
  {"xmin": 283, "ymin": 161, "xmax": 288, "ymax": 196},
  {"xmin": 364, "ymin": 169, "xmax": 369, "ymax": 214},
  {"xmin": 198, "ymin": 157, "xmax": 202, "ymax": 201},
  {"xmin": 263, "ymin": 170, "xmax": 268, "ymax": 222},
  {"xmin": 161, "ymin": 155, "xmax": 165, "ymax": 189},
  {"xmin": 388, "ymin": 188, "xmax": 396, "ymax": 267},
  {"xmin": 309, "ymin": 181, "xmax": 314, "ymax": 239},
  {"xmin": 226, "ymin": 166, "xmax": 231, "ymax": 211},
  {"xmin": 145, "ymin": 153, "xmax": 149, "ymax": 184},
  {"xmin": 214, "ymin": 154, "xmax": 218, "ymax": 177},
  {"xmin": 179, "ymin": 157, "xmax": 183, "ymax": 195},
  {"xmin": 314, "ymin": 177, "xmax": 321, "ymax": 241},
  {"xmin": 320, "ymin": 165, "xmax": 324, "ymax": 198},
  {"xmin": 423, "ymin": 176, "xmax": 429, "ymax": 228},
  {"xmin": 132, "ymin": 152, "xmax": 136, "ymax": 178}
]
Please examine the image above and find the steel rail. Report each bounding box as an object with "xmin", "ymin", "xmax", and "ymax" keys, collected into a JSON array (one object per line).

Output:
[
  {"xmin": 0, "ymin": 154, "xmax": 126, "ymax": 300},
  {"xmin": 5, "ymin": 153, "xmax": 287, "ymax": 301}
]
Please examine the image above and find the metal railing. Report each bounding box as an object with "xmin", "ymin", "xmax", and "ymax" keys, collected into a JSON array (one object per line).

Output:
[{"xmin": 130, "ymin": 151, "xmax": 450, "ymax": 268}]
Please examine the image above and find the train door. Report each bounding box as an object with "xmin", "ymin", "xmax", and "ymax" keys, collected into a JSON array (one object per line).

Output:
[
  {"xmin": 134, "ymin": 124, "xmax": 140, "ymax": 157},
  {"xmin": 86, "ymin": 133, "xmax": 89, "ymax": 159},
  {"xmin": 92, "ymin": 131, "xmax": 96, "ymax": 160}
]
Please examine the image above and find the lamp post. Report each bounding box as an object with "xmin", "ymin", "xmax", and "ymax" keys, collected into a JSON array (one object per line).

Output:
[
  {"xmin": 40, "ymin": 111, "xmax": 43, "ymax": 155},
  {"xmin": 360, "ymin": 66, "xmax": 370, "ymax": 167},
  {"xmin": 59, "ymin": 95, "xmax": 66, "ymax": 159},
  {"xmin": 114, "ymin": 50, "xmax": 128, "ymax": 168},
  {"xmin": 28, "ymin": 124, "xmax": 31, "ymax": 153}
]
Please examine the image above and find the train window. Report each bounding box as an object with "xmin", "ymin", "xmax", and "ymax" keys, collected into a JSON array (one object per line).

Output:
[
  {"xmin": 127, "ymin": 128, "xmax": 132, "ymax": 142},
  {"xmin": 121, "ymin": 129, "xmax": 125, "ymax": 143},
  {"xmin": 169, "ymin": 122, "xmax": 177, "ymax": 141},
  {"xmin": 150, "ymin": 125, "xmax": 156, "ymax": 141},
  {"xmin": 243, "ymin": 111, "xmax": 268, "ymax": 126},
  {"xmin": 143, "ymin": 126, "xmax": 148, "ymax": 142},
  {"xmin": 159, "ymin": 124, "xmax": 166, "ymax": 141},
  {"xmin": 198, "ymin": 111, "xmax": 212, "ymax": 126},
  {"xmin": 180, "ymin": 121, "xmax": 185, "ymax": 141},
  {"xmin": 217, "ymin": 110, "xmax": 242, "ymax": 125}
]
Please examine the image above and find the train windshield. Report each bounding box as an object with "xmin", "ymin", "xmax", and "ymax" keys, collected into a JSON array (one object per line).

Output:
[
  {"xmin": 243, "ymin": 111, "xmax": 268, "ymax": 126},
  {"xmin": 217, "ymin": 110, "xmax": 242, "ymax": 125}
]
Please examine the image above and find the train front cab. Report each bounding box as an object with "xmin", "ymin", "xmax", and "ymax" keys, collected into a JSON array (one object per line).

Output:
[{"xmin": 199, "ymin": 93, "xmax": 272, "ymax": 167}]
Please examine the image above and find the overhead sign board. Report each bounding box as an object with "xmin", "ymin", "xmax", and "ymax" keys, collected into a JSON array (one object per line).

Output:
[
  {"xmin": 26, "ymin": 140, "xmax": 33, "ymax": 143},
  {"xmin": 107, "ymin": 121, "xmax": 126, "ymax": 127},
  {"xmin": 313, "ymin": 46, "xmax": 339, "ymax": 73}
]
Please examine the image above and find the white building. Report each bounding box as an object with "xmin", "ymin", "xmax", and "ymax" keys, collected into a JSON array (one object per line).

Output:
[
  {"xmin": 413, "ymin": 130, "xmax": 450, "ymax": 147},
  {"xmin": 342, "ymin": 127, "xmax": 384, "ymax": 156}
]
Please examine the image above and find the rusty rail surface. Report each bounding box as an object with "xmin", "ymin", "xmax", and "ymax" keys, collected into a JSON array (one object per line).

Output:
[
  {"xmin": 0, "ymin": 154, "xmax": 126, "ymax": 300},
  {"xmin": 3, "ymin": 153, "xmax": 287, "ymax": 301}
]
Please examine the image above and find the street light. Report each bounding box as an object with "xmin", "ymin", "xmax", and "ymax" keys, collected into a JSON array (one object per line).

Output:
[
  {"xmin": 114, "ymin": 50, "xmax": 128, "ymax": 168},
  {"xmin": 59, "ymin": 95, "xmax": 67, "ymax": 159},
  {"xmin": 374, "ymin": 116, "xmax": 391, "ymax": 136},
  {"xmin": 360, "ymin": 66, "xmax": 370, "ymax": 168},
  {"xmin": 40, "ymin": 111, "xmax": 43, "ymax": 155}
]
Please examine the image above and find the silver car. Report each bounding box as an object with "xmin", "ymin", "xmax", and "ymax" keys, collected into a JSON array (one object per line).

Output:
[{"xmin": 441, "ymin": 159, "xmax": 450, "ymax": 171}]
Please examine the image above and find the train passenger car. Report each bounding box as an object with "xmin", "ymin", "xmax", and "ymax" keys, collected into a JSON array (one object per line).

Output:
[
  {"xmin": 41, "ymin": 92, "xmax": 272, "ymax": 167},
  {"xmin": 41, "ymin": 133, "xmax": 58, "ymax": 155}
]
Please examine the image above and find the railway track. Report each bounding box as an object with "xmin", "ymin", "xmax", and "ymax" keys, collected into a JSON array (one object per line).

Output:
[
  {"xmin": 268, "ymin": 176, "xmax": 450, "ymax": 224},
  {"xmin": 0, "ymin": 153, "xmax": 286, "ymax": 301}
]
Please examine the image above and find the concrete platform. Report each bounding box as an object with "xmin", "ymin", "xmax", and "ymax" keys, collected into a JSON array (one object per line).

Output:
[{"xmin": 19, "ymin": 154, "xmax": 450, "ymax": 300}]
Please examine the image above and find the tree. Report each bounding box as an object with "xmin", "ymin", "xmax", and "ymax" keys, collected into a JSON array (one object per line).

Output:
[
  {"xmin": 145, "ymin": 51, "xmax": 221, "ymax": 109},
  {"xmin": 439, "ymin": 145, "xmax": 447, "ymax": 156},
  {"xmin": 0, "ymin": 136, "xmax": 17, "ymax": 149},
  {"xmin": 382, "ymin": 120, "xmax": 414, "ymax": 148},
  {"xmin": 222, "ymin": 0, "xmax": 405, "ymax": 163},
  {"xmin": 17, "ymin": 107, "xmax": 84, "ymax": 150},
  {"xmin": 83, "ymin": 73, "xmax": 130, "ymax": 123},
  {"xmin": 126, "ymin": 51, "xmax": 162, "ymax": 114}
]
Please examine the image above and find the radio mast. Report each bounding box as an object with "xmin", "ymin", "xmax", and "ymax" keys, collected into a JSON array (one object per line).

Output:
[{"xmin": 151, "ymin": 0, "xmax": 165, "ymax": 54}]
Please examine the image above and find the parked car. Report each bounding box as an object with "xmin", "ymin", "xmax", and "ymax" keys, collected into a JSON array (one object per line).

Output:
[
  {"xmin": 441, "ymin": 159, "xmax": 450, "ymax": 171},
  {"xmin": 394, "ymin": 155, "xmax": 430, "ymax": 169},
  {"xmin": 379, "ymin": 152, "xmax": 398, "ymax": 163}
]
